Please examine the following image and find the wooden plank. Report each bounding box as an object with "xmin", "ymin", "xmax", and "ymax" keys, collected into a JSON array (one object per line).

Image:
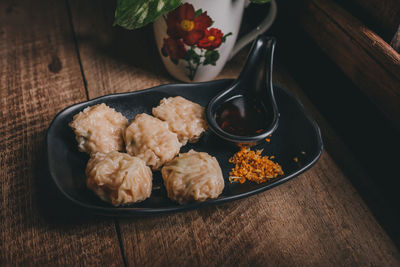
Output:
[
  {"xmin": 0, "ymin": 0, "xmax": 123, "ymax": 265},
  {"xmin": 299, "ymin": 0, "xmax": 400, "ymax": 129},
  {"xmin": 314, "ymin": 0, "xmax": 400, "ymax": 81},
  {"xmin": 337, "ymin": 0, "xmax": 400, "ymax": 40},
  {"xmin": 69, "ymin": 0, "xmax": 400, "ymax": 265}
]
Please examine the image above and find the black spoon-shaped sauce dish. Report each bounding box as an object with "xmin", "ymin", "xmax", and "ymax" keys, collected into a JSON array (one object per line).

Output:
[{"xmin": 206, "ymin": 35, "xmax": 279, "ymax": 145}]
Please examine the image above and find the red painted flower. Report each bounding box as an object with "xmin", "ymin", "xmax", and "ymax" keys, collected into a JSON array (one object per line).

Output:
[
  {"xmin": 161, "ymin": 37, "xmax": 186, "ymax": 63},
  {"xmin": 197, "ymin": 28, "xmax": 224, "ymax": 50},
  {"xmin": 167, "ymin": 3, "xmax": 212, "ymax": 46}
]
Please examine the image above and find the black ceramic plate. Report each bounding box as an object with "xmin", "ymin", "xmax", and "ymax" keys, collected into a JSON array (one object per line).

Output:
[{"xmin": 46, "ymin": 79, "xmax": 323, "ymax": 216}]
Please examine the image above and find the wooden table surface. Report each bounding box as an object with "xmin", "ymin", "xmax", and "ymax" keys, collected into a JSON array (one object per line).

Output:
[{"xmin": 1, "ymin": 0, "xmax": 399, "ymax": 265}]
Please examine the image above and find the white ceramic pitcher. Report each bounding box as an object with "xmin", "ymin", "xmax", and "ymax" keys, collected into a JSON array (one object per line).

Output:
[{"xmin": 153, "ymin": 0, "xmax": 277, "ymax": 82}]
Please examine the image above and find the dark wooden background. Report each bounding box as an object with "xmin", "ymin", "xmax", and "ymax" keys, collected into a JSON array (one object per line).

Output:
[{"xmin": 1, "ymin": 0, "xmax": 399, "ymax": 265}]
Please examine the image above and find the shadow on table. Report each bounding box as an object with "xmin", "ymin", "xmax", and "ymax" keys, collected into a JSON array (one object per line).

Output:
[
  {"xmin": 77, "ymin": 26, "xmax": 171, "ymax": 78},
  {"xmin": 35, "ymin": 151, "xmax": 102, "ymax": 224},
  {"xmin": 65, "ymin": 0, "xmax": 174, "ymax": 83}
]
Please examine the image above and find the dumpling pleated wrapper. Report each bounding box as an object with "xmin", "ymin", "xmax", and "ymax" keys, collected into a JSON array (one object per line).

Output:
[
  {"xmin": 152, "ymin": 96, "xmax": 207, "ymax": 145},
  {"xmin": 69, "ymin": 103, "xmax": 128, "ymax": 154},
  {"xmin": 124, "ymin": 113, "xmax": 182, "ymax": 170},
  {"xmin": 86, "ymin": 151, "xmax": 152, "ymax": 206},
  {"xmin": 161, "ymin": 150, "xmax": 225, "ymax": 204}
]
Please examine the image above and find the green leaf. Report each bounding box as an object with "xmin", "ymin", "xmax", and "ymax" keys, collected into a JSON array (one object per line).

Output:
[
  {"xmin": 222, "ymin": 32, "xmax": 232, "ymax": 42},
  {"xmin": 250, "ymin": 0, "xmax": 271, "ymax": 3},
  {"xmin": 194, "ymin": 9, "xmax": 203, "ymax": 18},
  {"xmin": 185, "ymin": 48, "xmax": 201, "ymax": 64},
  {"xmin": 114, "ymin": 0, "xmax": 182, "ymax": 30},
  {"xmin": 203, "ymin": 50, "xmax": 219, "ymax": 66}
]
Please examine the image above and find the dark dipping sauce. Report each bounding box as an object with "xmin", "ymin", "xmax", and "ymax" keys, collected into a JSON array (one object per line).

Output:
[{"xmin": 215, "ymin": 96, "xmax": 270, "ymax": 136}]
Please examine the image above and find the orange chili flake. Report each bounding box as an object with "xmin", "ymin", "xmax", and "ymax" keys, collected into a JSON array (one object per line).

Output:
[
  {"xmin": 293, "ymin": 157, "xmax": 299, "ymax": 162},
  {"xmin": 265, "ymin": 138, "xmax": 270, "ymax": 143},
  {"xmin": 228, "ymin": 147, "xmax": 284, "ymax": 184}
]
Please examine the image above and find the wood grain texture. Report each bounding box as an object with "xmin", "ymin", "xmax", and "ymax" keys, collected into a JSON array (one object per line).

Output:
[
  {"xmin": 299, "ymin": 0, "xmax": 400, "ymax": 129},
  {"xmin": 314, "ymin": 0, "xmax": 400, "ymax": 81},
  {"xmin": 0, "ymin": 0, "xmax": 123, "ymax": 265},
  {"xmin": 68, "ymin": 0, "xmax": 400, "ymax": 265},
  {"xmin": 336, "ymin": 0, "xmax": 400, "ymax": 39}
]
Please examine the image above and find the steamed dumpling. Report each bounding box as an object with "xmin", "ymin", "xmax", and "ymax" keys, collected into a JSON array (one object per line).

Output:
[
  {"xmin": 161, "ymin": 150, "xmax": 224, "ymax": 204},
  {"xmin": 124, "ymin": 113, "xmax": 182, "ymax": 170},
  {"xmin": 152, "ymin": 96, "xmax": 207, "ymax": 145},
  {"xmin": 86, "ymin": 151, "xmax": 152, "ymax": 206},
  {"xmin": 69, "ymin": 103, "xmax": 128, "ymax": 154}
]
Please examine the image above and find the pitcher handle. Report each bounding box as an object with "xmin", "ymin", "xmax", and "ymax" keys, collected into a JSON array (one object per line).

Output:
[{"xmin": 228, "ymin": 0, "xmax": 277, "ymax": 60}]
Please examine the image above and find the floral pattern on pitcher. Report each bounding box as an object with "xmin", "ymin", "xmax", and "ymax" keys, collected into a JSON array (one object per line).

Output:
[{"xmin": 161, "ymin": 3, "xmax": 232, "ymax": 81}]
